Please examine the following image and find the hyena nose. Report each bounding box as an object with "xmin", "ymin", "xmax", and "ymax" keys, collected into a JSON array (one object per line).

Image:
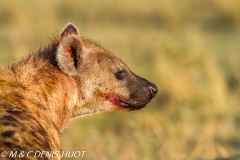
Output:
[{"xmin": 149, "ymin": 83, "xmax": 158, "ymax": 98}]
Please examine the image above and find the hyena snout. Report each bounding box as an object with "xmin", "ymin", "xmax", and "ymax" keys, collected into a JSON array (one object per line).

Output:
[
  {"xmin": 119, "ymin": 77, "xmax": 158, "ymax": 110},
  {"xmin": 131, "ymin": 79, "xmax": 158, "ymax": 101}
]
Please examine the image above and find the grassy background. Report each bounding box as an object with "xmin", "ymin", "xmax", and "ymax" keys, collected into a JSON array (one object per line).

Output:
[{"xmin": 1, "ymin": 0, "xmax": 240, "ymax": 159}]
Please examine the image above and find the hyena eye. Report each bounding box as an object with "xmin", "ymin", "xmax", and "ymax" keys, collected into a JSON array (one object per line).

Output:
[{"xmin": 115, "ymin": 71, "xmax": 126, "ymax": 80}]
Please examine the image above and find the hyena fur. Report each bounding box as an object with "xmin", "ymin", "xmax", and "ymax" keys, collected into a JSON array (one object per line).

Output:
[{"xmin": 0, "ymin": 23, "xmax": 158, "ymax": 160}]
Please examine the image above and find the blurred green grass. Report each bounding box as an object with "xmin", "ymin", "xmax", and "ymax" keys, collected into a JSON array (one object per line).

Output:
[{"xmin": 1, "ymin": 0, "xmax": 240, "ymax": 159}]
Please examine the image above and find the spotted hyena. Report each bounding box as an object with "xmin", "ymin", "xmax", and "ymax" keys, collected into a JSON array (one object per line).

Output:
[{"xmin": 0, "ymin": 24, "xmax": 157, "ymax": 160}]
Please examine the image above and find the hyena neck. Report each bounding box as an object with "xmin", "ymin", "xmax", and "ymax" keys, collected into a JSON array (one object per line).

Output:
[
  {"xmin": 32, "ymin": 60, "xmax": 82, "ymax": 131},
  {"xmin": 40, "ymin": 69, "xmax": 80, "ymax": 131}
]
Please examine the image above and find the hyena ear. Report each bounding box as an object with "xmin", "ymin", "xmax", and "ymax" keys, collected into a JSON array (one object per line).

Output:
[
  {"xmin": 56, "ymin": 24, "xmax": 83, "ymax": 76},
  {"xmin": 60, "ymin": 23, "xmax": 80, "ymax": 39}
]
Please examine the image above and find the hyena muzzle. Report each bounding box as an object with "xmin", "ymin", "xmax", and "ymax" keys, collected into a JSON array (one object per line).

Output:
[{"xmin": 0, "ymin": 23, "xmax": 157, "ymax": 160}]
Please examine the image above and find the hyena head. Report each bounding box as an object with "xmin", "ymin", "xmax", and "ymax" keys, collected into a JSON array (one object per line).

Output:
[{"xmin": 56, "ymin": 24, "xmax": 157, "ymax": 116}]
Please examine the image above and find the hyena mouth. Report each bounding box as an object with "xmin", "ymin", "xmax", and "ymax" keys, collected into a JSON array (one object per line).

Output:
[
  {"xmin": 118, "ymin": 99, "xmax": 147, "ymax": 110},
  {"xmin": 104, "ymin": 93, "xmax": 146, "ymax": 110}
]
